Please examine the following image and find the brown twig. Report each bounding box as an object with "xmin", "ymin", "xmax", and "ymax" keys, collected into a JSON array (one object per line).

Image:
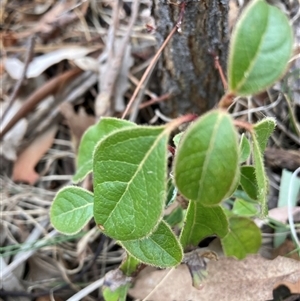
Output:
[
  {"xmin": 0, "ymin": 68, "xmax": 82, "ymax": 139},
  {"xmin": 214, "ymin": 54, "xmax": 228, "ymax": 91},
  {"xmin": 233, "ymin": 119, "xmax": 253, "ymax": 132},
  {"xmin": 121, "ymin": 2, "xmax": 187, "ymax": 119},
  {"xmin": 218, "ymin": 92, "xmax": 236, "ymax": 109},
  {"xmin": 1, "ymin": 36, "xmax": 35, "ymax": 124},
  {"xmin": 139, "ymin": 93, "xmax": 172, "ymax": 111}
]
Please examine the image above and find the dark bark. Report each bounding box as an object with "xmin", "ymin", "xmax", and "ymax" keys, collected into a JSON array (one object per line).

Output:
[{"xmin": 152, "ymin": 0, "xmax": 229, "ymax": 116}]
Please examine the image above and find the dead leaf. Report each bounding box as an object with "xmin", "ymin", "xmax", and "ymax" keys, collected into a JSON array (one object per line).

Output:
[
  {"xmin": 129, "ymin": 255, "xmax": 300, "ymax": 301},
  {"xmin": 277, "ymin": 279, "xmax": 300, "ymax": 294},
  {"xmin": 21, "ymin": 0, "xmax": 54, "ymax": 16},
  {"xmin": 272, "ymin": 239, "xmax": 300, "ymax": 261},
  {"xmin": 60, "ymin": 102, "xmax": 95, "ymax": 150},
  {"xmin": 73, "ymin": 56, "xmax": 99, "ymax": 73},
  {"xmin": 0, "ymin": 31, "xmax": 18, "ymax": 47},
  {"xmin": 4, "ymin": 48, "xmax": 92, "ymax": 80},
  {"xmin": 32, "ymin": 1, "xmax": 79, "ymax": 41},
  {"xmin": 0, "ymin": 101, "xmax": 28, "ymax": 161},
  {"xmin": 12, "ymin": 125, "xmax": 57, "ymax": 184},
  {"xmin": 269, "ymin": 207, "xmax": 300, "ymax": 224}
]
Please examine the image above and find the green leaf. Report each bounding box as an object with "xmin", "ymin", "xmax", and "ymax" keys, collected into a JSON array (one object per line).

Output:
[
  {"xmin": 173, "ymin": 132, "xmax": 183, "ymax": 148},
  {"xmin": 232, "ymin": 199, "xmax": 259, "ymax": 217},
  {"xmin": 180, "ymin": 202, "xmax": 229, "ymax": 248},
  {"xmin": 103, "ymin": 285, "xmax": 129, "ymax": 301},
  {"xmin": 120, "ymin": 221, "xmax": 183, "ymax": 268},
  {"xmin": 252, "ymin": 138, "xmax": 268, "ymax": 216},
  {"xmin": 221, "ymin": 216, "xmax": 262, "ymax": 259},
  {"xmin": 93, "ymin": 126, "xmax": 169, "ymax": 241},
  {"xmin": 174, "ymin": 110, "xmax": 239, "ymax": 205},
  {"xmin": 102, "ymin": 269, "xmax": 131, "ymax": 301},
  {"xmin": 253, "ymin": 117, "xmax": 276, "ymax": 153},
  {"xmin": 240, "ymin": 166, "xmax": 258, "ymax": 200},
  {"xmin": 165, "ymin": 178, "xmax": 177, "ymax": 207},
  {"xmin": 228, "ymin": 0, "xmax": 293, "ymax": 95},
  {"xmin": 251, "ymin": 118, "xmax": 276, "ymax": 216},
  {"xmin": 73, "ymin": 117, "xmax": 136, "ymax": 183},
  {"xmin": 232, "ymin": 189, "xmax": 257, "ymax": 204},
  {"xmin": 50, "ymin": 187, "xmax": 93, "ymax": 235},
  {"xmin": 164, "ymin": 206, "xmax": 184, "ymax": 227},
  {"xmin": 239, "ymin": 134, "xmax": 251, "ymax": 163}
]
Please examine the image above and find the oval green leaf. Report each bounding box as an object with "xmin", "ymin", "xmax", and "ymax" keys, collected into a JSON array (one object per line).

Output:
[
  {"xmin": 240, "ymin": 166, "xmax": 258, "ymax": 200},
  {"xmin": 239, "ymin": 133, "xmax": 251, "ymax": 163},
  {"xmin": 232, "ymin": 199, "xmax": 259, "ymax": 217},
  {"xmin": 221, "ymin": 216, "xmax": 262, "ymax": 259},
  {"xmin": 174, "ymin": 110, "xmax": 239, "ymax": 205},
  {"xmin": 73, "ymin": 117, "xmax": 136, "ymax": 183},
  {"xmin": 253, "ymin": 117, "xmax": 276, "ymax": 153},
  {"xmin": 165, "ymin": 178, "xmax": 177, "ymax": 207},
  {"xmin": 180, "ymin": 202, "xmax": 229, "ymax": 248},
  {"xmin": 50, "ymin": 187, "xmax": 94, "ymax": 235},
  {"xmin": 93, "ymin": 126, "xmax": 168, "ymax": 241},
  {"xmin": 228, "ymin": 0, "xmax": 293, "ymax": 95},
  {"xmin": 120, "ymin": 221, "xmax": 183, "ymax": 268}
]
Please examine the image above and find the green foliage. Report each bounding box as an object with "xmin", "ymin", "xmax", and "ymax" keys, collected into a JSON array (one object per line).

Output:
[
  {"xmin": 253, "ymin": 118, "xmax": 276, "ymax": 153},
  {"xmin": 173, "ymin": 132, "xmax": 183, "ymax": 147},
  {"xmin": 50, "ymin": 1, "xmax": 294, "ymax": 295},
  {"xmin": 93, "ymin": 126, "xmax": 168, "ymax": 241},
  {"xmin": 232, "ymin": 199, "xmax": 259, "ymax": 217},
  {"xmin": 165, "ymin": 178, "xmax": 178, "ymax": 207},
  {"xmin": 239, "ymin": 134, "xmax": 251, "ymax": 163},
  {"xmin": 174, "ymin": 111, "xmax": 239, "ymax": 205},
  {"xmin": 221, "ymin": 216, "xmax": 262, "ymax": 259},
  {"xmin": 180, "ymin": 202, "xmax": 228, "ymax": 248},
  {"xmin": 240, "ymin": 166, "xmax": 258, "ymax": 200},
  {"xmin": 102, "ymin": 285, "xmax": 129, "ymax": 301},
  {"xmin": 73, "ymin": 118, "xmax": 135, "ymax": 183},
  {"xmin": 50, "ymin": 187, "xmax": 93, "ymax": 235},
  {"xmin": 164, "ymin": 206, "xmax": 184, "ymax": 227},
  {"xmin": 228, "ymin": 0, "xmax": 293, "ymax": 95},
  {"xmin": 251, "ymin": 118, "xmax": 276, "ymax": 216},
  {"xmin": 102, "ymin": 255, "xmax": 140, "ymax": 301},
  {"xmin": 120, "ymin": 221, "xmax": 183, "ymax": 268}
]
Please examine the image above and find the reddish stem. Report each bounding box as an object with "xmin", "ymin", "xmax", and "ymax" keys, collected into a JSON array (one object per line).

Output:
[{"xmin": 233, "ymin": 119, "xmax": 253, "ymax": 133}]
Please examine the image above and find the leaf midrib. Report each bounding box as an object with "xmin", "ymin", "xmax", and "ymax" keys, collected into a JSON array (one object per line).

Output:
[
  {"xmin": 56, "ymin": 202, "xmax": 92, "ymax": 218},
  {"xmin": 101, "ymin": 128, "xmax": 166, "ymax": 229},
  {"xmin": 196, "ymin": 113, "xmax": 223, "ymax": 201},
  {"xmin": 235, "ymin": 2, "xmax": 269, "ymax": 92}
]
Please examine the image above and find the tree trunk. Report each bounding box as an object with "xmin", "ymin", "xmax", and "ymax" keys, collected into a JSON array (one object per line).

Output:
[{"xmin": 152, "ymin": 0, "xmax": 229, "ymax": 116}]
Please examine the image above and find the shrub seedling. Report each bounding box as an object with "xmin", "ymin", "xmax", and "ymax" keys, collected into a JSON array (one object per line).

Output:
[{"xmin": 50, "ymin": 0, "xmax": 293, "ymax": 299}]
